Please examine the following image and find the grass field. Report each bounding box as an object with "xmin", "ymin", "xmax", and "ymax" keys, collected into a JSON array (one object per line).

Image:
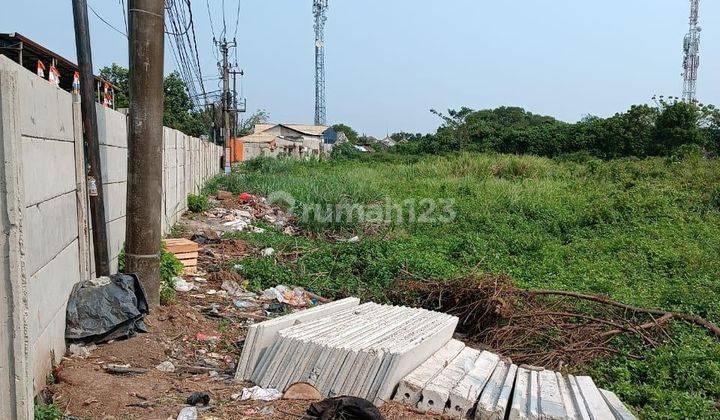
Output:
[{"xmin": 206, "ymin": 152, "xmax": 720, "ymax": 419}]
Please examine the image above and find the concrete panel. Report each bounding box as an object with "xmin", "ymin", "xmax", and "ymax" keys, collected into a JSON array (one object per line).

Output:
[
  {"xmin": 600, "ymin": 389, "xmax": 637, "ymax": 420},
  {"xmin": 106, "ymin": 216, "xmax": 126, "ymax": 263},
  {"xmin": 417, "ymin": 345, "xmax": 480, "ymax": 413},
  {"xmin": 237, "ymin": 298, "xmax": 361, "ymax": 381},
  {"xmin": 31, "ymin": 302, "xmax": 68, "ymax": 394},
  {"xmin": 96, "ymin": 105, "xmax": 127, "ymax": 148},
  {"xmin": 476, "ymin": 362, "xmax": 518, "ymax": 420},
  {"xmin": 103, "ymin": 181, "xmax": 127, "ymax": 223},
  {"xmin": 446, "ymin": 351, "xmax": 500, "ymax": 419},
  {"xmin": 24, "ymin": 191, "xmax": 78, "ymax": 276},
  {"xmin": 99, "ymin": 144, "xmax": 127, "ymax": 185},
  {"xmin": 27, "ymin": 239, "xmax": 80, "ymax": 347},
  {"xmin": 17, "ymin": 70, "xmax": 73, "ymax": 142},
  {"xmin": 21, "ymin": 136, "xmax": 76, "ymax": 207}
]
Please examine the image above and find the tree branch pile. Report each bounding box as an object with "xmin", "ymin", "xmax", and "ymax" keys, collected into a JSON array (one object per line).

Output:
[{"xmin": 390, "ymin": 274, "xmax": 719, "ymax": 369}]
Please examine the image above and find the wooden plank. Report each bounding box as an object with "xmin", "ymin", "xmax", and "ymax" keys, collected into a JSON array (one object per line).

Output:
[
  {"xmin": 164, "ymin": 238, "xmax": 198, "ymax": 254},
  {"xmin": 180, "ymin": 258, "xmax": 197, "ymax": 267},
  {"xmin": 175, "ymin": 251, "xmax": 199, "ymax": 260}
]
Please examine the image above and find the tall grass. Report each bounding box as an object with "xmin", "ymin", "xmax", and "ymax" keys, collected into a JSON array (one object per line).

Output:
[{"xmin": 216, "ymin": 153, "xmax": 720, "ymax": 418}]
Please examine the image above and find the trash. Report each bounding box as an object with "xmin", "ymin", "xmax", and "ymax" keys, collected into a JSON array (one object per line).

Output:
[
  {"xmin": 307, "ymin": 396, "xmax": 384, "ymax": 420},
  {"xmin": 191, "ymin": 231, "xmax": 220, "ymax": 245},
  {"xmin": 65, "ymin": 274, "xmax": 149, "ymax": 344},
  {"xmin": 194, "ymin": 277, "xmax": 208, "ymax": 283},
  {"xmin": 259, "ymin": 407, "xmax": 275, "ymax": 416},
  {"xmin": 251, "ymin": 226, "xmax": 266, "ymax": 234},
  {"xmin": 223, "ymin": 219, "xmax": 248, "ymax": 231},
  {"xmin": 196, "ymin": 332, "xmax": 221, "ymax": 343},
  {"xmin": 221, "ymin": 280, "xmax": 241, "ymax": 296},
  {"xmin": 239, "ymin": 386, "xmax": 282, "ymax": 402},
  {"xmin": 216, "ymin": 190, "xmax": 233, "ymax": 201},
  {"xmin": 347, "ymin": 236, "xmax": 360, "ymax": 243},
  {"xmin": 284, "ymin": 382, "xmax": 323, "ymax": 401},
  {"xmin": 156, "ymin": 361, "xmax": 176, "ymax": 373},
  {"xmin": 234, "ymin": 300, "xmax": 257, "ymax": 309},
  {"xmin": 177, "ymin": 406, "xmax": 198, "ymax": 420},
  {"xmin": 262, "ymin": 285, "xmax": 314, "ymax": 307},
  {"xmin": 265, "ymin": 302, "xmax": 288, "ymax": 315},
  {"xmin": 103, "ymin": 364, "xmax": 149, "ymax": 375},
  {"xmin": 186, "ymin": 392, "xmax": 211, "ymax": 406},
  {"xmin": 174, "ymin": 277, "xmax": 194, "ymax": 292},
  {"xmin": 68, "ymin": 343, "xmax": 96, "ymax": 358},
  {"xmin": 260, "ymin": 247, "xmax": 275, "ymax": 257},
  {"xmin": 239, "ymin": 192, "xmax": 252, "ymax": 202}
]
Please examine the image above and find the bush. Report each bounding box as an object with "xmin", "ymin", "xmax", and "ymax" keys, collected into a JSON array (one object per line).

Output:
[
  {"xmin": 34, "ymin": 402, "xmax": 62, "ymax": 420},
  {"xmin": 187, "ymin": 194, "xmax": 209, "ymax": 213}
]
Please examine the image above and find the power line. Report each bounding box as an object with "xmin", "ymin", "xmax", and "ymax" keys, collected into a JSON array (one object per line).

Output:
[
  {"xmin": 233, "ymin": 0, "xmax": 241, "ymax": 40},
  {"xmin": 88, "ymin": 2, "xmax": 127, "ymax": 38}
]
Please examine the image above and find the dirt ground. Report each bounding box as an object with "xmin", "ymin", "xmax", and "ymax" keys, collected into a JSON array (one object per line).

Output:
[{"xmin": 49, "ymin": 196, "xmax": 435, "ymax": 419}]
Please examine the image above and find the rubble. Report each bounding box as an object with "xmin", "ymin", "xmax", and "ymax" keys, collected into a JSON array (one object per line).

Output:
[{"xmin": 156, "ymin": 361, "xmax": 176, "ymax": 373}]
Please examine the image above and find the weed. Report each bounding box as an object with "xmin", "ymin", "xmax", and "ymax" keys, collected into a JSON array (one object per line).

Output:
[
  {"xmin": 187, "ymin": 194, "xmax": 209, "ymax": 213},
  {"xmin": 218, "ymin": 152, "xmax": 720, "ymax": 419},
  {"xmin": 34, "ymin": 402, "xmax": 62, "ymax": 420}
]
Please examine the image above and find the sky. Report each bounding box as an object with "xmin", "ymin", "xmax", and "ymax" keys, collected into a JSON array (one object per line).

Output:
[{"xmin": 1, "ymin": 0, "xmax": 718, "ymax": 137}]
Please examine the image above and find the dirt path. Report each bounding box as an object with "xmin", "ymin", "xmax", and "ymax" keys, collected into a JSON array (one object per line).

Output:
[{"xmin": 49, "ymin": 196, "xmax": 432, "ymax": 419}]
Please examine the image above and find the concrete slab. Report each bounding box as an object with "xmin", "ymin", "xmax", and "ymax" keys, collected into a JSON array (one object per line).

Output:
[
  {"xmin": 373, "ymin": 314, "xmax": 458, "ymax": 404},
  {"xmin": 445, "ymin": 351, "xmax": 500, "ymax": 419},
  {"xmin": 574, "ymin": 376, "xmax": 615, "ymax": 420},
  {"xmin": 537, "ymin": 369, "xmax": 567, "ymax": 420},
  {"xmin": 235, "ymin": 297, "xmax": 360, "ymax": 381},
  {"xmin": 417, "ymin": 346, "xmax": 481, "ymax": 414},
  {"xmin": 600, "ymin": 389, "xmax": 637, "ymax": 420},
  {"xmin": 475, "ymin": 362, "xmax": 517, "ymax": 420},
  {"xmin": 509, "ymin": 366, "xmax": 539, "ymax": 420},
  {"xmin": 394, "ymin": 339, "xmax": 465, "ymax": 405},
  {"xmin": 566, "ymin": 375, "xmax": 592, "ymax": 420}
]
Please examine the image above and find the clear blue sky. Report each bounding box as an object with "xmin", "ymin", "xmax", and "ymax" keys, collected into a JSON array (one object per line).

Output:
[{"xmin": 2, "ymin": 0, "xmax": 718, "ymax": 136}]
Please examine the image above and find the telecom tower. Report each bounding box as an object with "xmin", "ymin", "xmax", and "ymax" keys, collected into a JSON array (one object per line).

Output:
[
  {"xmin": 314, "ymin": 0, "xmax": 328, "ymax": 126},
  {"xmin": 682, "ymin": 0, "xmax": 701, "ymax": 102}
]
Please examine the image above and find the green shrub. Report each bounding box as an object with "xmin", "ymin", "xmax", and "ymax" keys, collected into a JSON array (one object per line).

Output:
[
  {"xmin": 34, "ymin": 402, "xmax": 62, "ymax": 420},
  {"xmin": 187, "ymin": 194, "xmax": 209, "ymax": 213}
]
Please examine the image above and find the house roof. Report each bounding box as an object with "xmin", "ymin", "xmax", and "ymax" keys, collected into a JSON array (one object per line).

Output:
[
  {"xmin": 237, "ymin": 133, "xmax": 276, "ymax": 144},
  {"xmin": 254, "ymin": 123, "xmax": 330, "ymax": 137}
]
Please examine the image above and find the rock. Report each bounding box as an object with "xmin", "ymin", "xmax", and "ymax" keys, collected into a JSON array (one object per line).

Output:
[
  {"xmin": 156, "ymin": 361, "xmax": 175, "ymax": 373},
  {"xmin": 216, "ymin": 191, "xmax": 233, "ymax": 201},
  {"xmin": 177, "ymin": 406, "xmax": 198, "ymax": 420},
  {"xmin": 221, "ymin": 280, "xmax": 241, "ymax": 295},
  {"xmin": 236, "ymin": 210, "xmax": 253, "ymax": 219},
  {"xmin": 174, "ymin": 277, "xmax": 194, "ymax": 292},
  {"xmin": 251, "ymin": 227, "xmax": 266, "ymax": 234},
  {"xmin": 284, "ymin": 382, "xmax": 323, "ymax": 401},
  {"xmin": 261, "ymin": 247, "xmax": 275, "ymax": 257},
  {"xmin": 69, "ymin": 343, "xmax": 95, "ymax": 358}
]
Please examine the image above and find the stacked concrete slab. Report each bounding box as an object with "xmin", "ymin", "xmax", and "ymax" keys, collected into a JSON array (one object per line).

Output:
[
  {"xmin": 396, "ymin": 353, "xmax": 637, "ymax": 420},
  {"xmin": 246, "ymin": 302, "xmax": 458, "ymax": 404},
  {"xmin": 235, "ymin": 297, "xmax": 361, "ymax": 381}
]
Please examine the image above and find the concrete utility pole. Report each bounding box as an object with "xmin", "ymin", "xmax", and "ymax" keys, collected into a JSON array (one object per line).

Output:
[
  {"xmin": 217, "ymin": 39, "xmax": 235, "ymax": 174},
  {"xmin": 125, "ymin": 0, "xmax": 165, "ymax": 306},
  {"xmin": 71, "ymin": 0, "xmax": 110, "ymax": 276}
]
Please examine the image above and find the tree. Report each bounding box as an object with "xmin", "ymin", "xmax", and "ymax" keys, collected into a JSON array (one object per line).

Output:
[
  {"xmin": 237, "ymin": 109, "xmax": 271, "ymax": 136},
  {"xmin": 332, "ymin": 123, "xmax": 359, "ymax": 144},
  {"xmin": 652, "ymin": 101, "xmax": 706, "ymax": 155},
  {"xmin": 98, "ymin": 64, "xmax": 210, "ymax": 137}
]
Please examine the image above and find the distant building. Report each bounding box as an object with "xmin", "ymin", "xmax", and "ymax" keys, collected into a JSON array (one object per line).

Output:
[{"xmin": 230, "ymin": 123, "xmax": 336, "ymax": 162}]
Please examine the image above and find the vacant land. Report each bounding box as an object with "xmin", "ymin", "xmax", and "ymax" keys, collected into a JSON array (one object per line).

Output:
[{"xmin": 205, "ymin": 152, "xmax": 720, "ymax": 419}]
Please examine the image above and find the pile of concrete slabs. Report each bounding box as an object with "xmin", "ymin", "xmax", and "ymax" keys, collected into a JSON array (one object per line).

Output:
[
  {"xmin": 235, "ymin": 297, "xmax": 361, "ymax": 381},
  {"xmin": 394, "ymin": 339, "xmax": 637, "ymax": 419},
  {"xmin": 241, "ymin": 301, "xmax": 458, "ymax": 404}
]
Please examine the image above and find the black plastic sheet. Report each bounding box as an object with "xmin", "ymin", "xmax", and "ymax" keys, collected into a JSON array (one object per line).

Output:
[{"xmin": 65, "ymin": 273, "xmax": 149, "ymax": 344}]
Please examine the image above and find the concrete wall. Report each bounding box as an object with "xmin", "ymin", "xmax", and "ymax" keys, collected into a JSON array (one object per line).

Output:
[{"xmin": 0, "ymin": 56, "xmax": 222, "ymax": 418}]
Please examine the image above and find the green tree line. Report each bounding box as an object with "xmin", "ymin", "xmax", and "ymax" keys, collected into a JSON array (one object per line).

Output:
[{"xmin": 387, "ymin": 100, "xmax": 720, "ymax": 159}]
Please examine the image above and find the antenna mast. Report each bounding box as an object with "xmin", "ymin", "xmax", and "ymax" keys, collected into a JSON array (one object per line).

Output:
[
  {"xmin": 313, "ymin": 0, "xmax": 328, "ymax": 125},
  {"xmin": 682, "ymin": 0, "xmax": 701, "ymax": 102}
]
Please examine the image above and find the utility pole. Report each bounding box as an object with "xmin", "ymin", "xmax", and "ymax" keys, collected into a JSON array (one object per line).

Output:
[
  {"xmin": 72, "ymin": 0, "xmax": 110, "ymax": 276},
  {"xmin": 125, "ymin": 0, "xmax": 165, "ymax": 306},
  {"xmin": 217, "ymin": 39, "xmax": 235, "ymax": 174}
]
